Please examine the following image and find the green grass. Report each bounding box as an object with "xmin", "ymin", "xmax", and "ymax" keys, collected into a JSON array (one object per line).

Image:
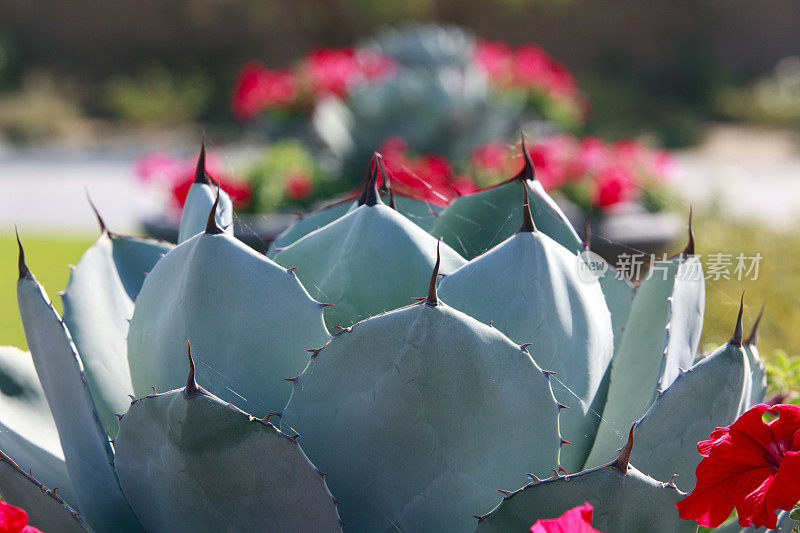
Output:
[
  {"xmin": 0, "ymin": 232, "xmax": 95, "ymax": 349},
  {"xmin": 693, "ymin": 212, "xmax": 800, "ymax": 359}
]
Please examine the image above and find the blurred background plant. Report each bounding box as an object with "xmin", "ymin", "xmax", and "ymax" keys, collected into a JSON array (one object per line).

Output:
[
  {"xmin": 714, "ymin": 56, "xmax": 800, "ymax": 128},
  {"xmin": 765, "ymin": 350, "xmax": 800, "ymax": 405},
  {"xmin": 0, "ymin": 71, "xmax": 90, "ymax": 143},
  {"xmin": 103, "ymin": 65, "xmax": 213, "ymax": 126},
  {"xmin": 2, "ymin": 0, "xmax": 797, "ymax": 146}
]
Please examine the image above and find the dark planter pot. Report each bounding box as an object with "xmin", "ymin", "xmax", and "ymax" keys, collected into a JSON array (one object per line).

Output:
[
  {"xmin": 142, "ymin": 203, "xmax": 682, "ymax": 266},
  {"xmin": 557, "ymin": 199, "xmax": 685, "ymax": 268}
]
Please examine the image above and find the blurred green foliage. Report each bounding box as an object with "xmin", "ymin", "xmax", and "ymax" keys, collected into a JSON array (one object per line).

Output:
[
  {"xmin": 580, "ymin": 75, "xmax": 709, "ymax": 148},
  {"xmin": 242, "ymin": 140, "xmax": 324, "ymax": 212},
  {"xmin": 103, "ymin": 65, "xmax": 212, "ymax": 125},
  {"xmin": 0, "ymin": 71, "xmax": 88, "ymax": 142},
  {"xmin": 766, "ymin": 349, "xmax": 800, "ymax": 404},
  {"xmin": 714, "ymin": 57, "xmax": 800, "ymax": 128}
]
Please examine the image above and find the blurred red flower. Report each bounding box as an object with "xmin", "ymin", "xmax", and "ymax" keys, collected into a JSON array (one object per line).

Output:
[
  {"xmin": 470, "ymin": 141, "xmax": 509, "ymax": 173},
  {"xmin": 0, "ymin": 500, "xmax": 43, "ymax": 533},
  {"xmin": 133, "ymin": 151, "xmax": 180, "ymax": 183},
  {"xmin": 284, "ymin": 172, "xmax": 314, "ymax": 200},
  {"xmin": 231, "ymin": 62, "xmax": 297, "ymax": 120},
  {"xmin": 475, "ymin": 39, "xmax": 577, "ymax": 99},
  {"xmin": 676, "ymin": 403, "xmax": 800, "ymax": 529},
  {"xmin": 170, "ymin": 176, "xmax": 252, "ymax": 211},
  {"xmin": 474, "ymin": 40, "xmax": 514, "ymax": 82},
  {"xmin": 592, "ymin": 165, "xmax": 635, "ymax": 208},
  {"xmin": 301, "ymin": 48, "xmax": 359, "ymax": 98},
  {"xmin": 378, "ymin": 138, "xmax": 474, "ymax": 205},
  {"xmin": 527, "ymin": 137, "xmax": 570, "ymax": 189},
  {"xmin": 468, "ymin": 136, "xmax": 670, "ymax": 211},
  {"xmin": 300, "ymin": 48, "xmax": 395, "ymax": 99},
  {"xmin": 512, "ymin": 45, "xmax": 577, "ymax": 97},
  {"xmin": 530, "ymin": 502, "xmax": 601, "ymax": 533}
]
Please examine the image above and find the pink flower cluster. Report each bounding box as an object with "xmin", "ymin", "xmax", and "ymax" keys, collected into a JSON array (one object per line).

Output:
[
  {"xmin": 378, "ymin": 138, "xmax": 478, "ymax": 206},
  {"xmin": 232, "ymin": 48, "xmax": 396, "ymax": 120},
  {"xmin": 475, "ymin": 40, "xmax": 578, "ymax": 99},
  {"xmin": 470, "ymin": 136, "xmax": 674, "ymax": 210}
]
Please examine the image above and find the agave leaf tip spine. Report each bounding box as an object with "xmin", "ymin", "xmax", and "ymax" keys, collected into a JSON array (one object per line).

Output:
[
  {"xmin": 731, "ymin": 292, "xmax": 745, "ymax": 347},
  {"xmin": 518, "ymin": 182, "xmax": 537, "ymax": 233},
  {"xmin": 204, "ymin": 188, "xmax": 224, "ymax": 235},
  {"xmin": 184, "ymin": 341, "xmax": 201, "ymax": 398},
  {"xmin": 684, "ymin": 205, "xmax": 695, "ymax": 256},
  {"xmin": 357, "ymin": 152, "xmax": 384, "ymax": 207},
  {"xmin": 194, "ymin": 139, "xmax": 212, "ymax": 185},
  {"xmin": 514, "ymin": 133, "xmax": 536, "ymax": 182},
  {"xmin": 609, "ymin": 422, "xmax": 636, "ymax": 474},
  {"xmin": 85, "ymin": 189, "xmax": 109, "ymax": 235},
  {"xmin": 426, "ymin": 240, "xmax": 441, "ymax": 307},
  {"xmin": 375, "ymin": 153, "xmax": 396, "ymax": 209},
  {"xmin": 15, "ymin": 226, "xmax": 32, "ymax": 280},
  {"xmin": 746, "ymin": 303, "xmax": 765, "ymax": 347}
]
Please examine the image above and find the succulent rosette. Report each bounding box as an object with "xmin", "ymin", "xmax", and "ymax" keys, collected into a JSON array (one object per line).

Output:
[{"xmin": 3, "ymin": 140, "xmax": 795, "ymax": 532}]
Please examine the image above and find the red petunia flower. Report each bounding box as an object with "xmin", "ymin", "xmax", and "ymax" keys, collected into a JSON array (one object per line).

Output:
[
  {"xmin": 527, "ymin": 137, "xmax": 571, "ymax": 189},
  {"xmin": 170, "ymin": 177, "xmax": 252, "ymax": 211},
  {"xmin": 471, "ymin": 142, "xmax": 510, "ymax": 173},
  {"xmin": 301, "ymin": 48, "xmax": 358, "ymax": 98},
  {"xmin": 377, "ymin": 138, "xmax": 463, "ymax": 205},
  {"xmin": 231, "ymin": 62, "xmax": 297, "ymax": 120},
  {"xmin": 530, "ymin": 502, "xmax": 601, "ymax": 533},
  {"xmin": 0, "ymin": 500, "xmax": 43, "ymax": 533},
  {"xmin": 592, "ymin": 165, "xmax": 635, "ymax": 208},
  {"xmin": 474, "ymin": 40, "xmax": 515, "ymax": 82},
  {"xmin": 284, "ymin": 172, "xmax": 314, "ymax": 200},
  {"xmin": 677, "ymin": 403, "xmax": 800, "ymax": 529}
]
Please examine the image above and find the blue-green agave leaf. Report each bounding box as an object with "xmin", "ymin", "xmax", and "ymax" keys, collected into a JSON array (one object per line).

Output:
[
  {"xmin": 274, "ymin": 169, "xmax": 465, "ymax": 328},
  {"xmin": 0, "ymin": 346, "xmax": 75, "ymax": 504},
  {"xmin": 586, "ymin": 240, "xmax": 702, "ymax": 468},
  {"xmin": 16, "ymin": 235, "xmax": 142, "ymax": 531},
  {"xmin": 438, "ymin": 212, "xmax": 613, "ymax": 472},
  {"xmin": 282, "ymin": 294, "xmax": 561, "ymax": 532},
  {"xmin": 62, "ymin": 212, "xmax": 172, "ymax": 437},
  {"xmin": 475, "ymin": 427, "xmax": 695, "ymax": 533},
  {"xmin": 629, "ymin": 310, "xmax": 747, "ymax": 492},
  {"xmin": 177, "ymin": 144, "xmax": 233, "ymax": 244},
  {"xmin": 432, "ymin": 142, "xmax": 582, "ymax": 258},
  {"xmin": 0, "ymin": 449, "xmax": 89, "ymax": 532},
  {"xmin": 115, "ymin": 351, "xmax": 341, "ymax": 533},
  {"xmin": 128, "ymin": 226, "xmax": 330, "ymax": 418}
]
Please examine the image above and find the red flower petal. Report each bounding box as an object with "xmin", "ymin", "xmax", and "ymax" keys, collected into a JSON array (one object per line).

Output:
[
  {"xmin": 0, "ymin": 501, "xmax": 42, "ymax": 533},
  {"xmin": 530, "ymin": 502, "xmax": 601, "ymax": 533},
  {"xmin": 284, "ymin": 173, "xmax": 314, "ymax": 201},
  {"xmin": 677, "ymin": 404, "xmax": 800, "ymax": 529}
]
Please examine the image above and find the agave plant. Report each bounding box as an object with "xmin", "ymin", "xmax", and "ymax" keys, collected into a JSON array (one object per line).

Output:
[
  {"xmin": 1, "ymin": 139, "xmax": 784, "ymax": 532},
  {"xmin": 314, "ymin": 24, "xmax": 521, "ymax": 176}
]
